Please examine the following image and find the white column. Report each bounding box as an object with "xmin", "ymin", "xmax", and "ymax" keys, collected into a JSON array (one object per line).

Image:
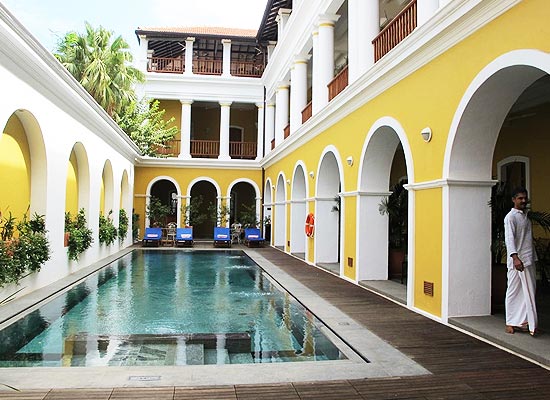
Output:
[
  {"xmin": 222, "ymin": 39, "xmax": 232, "ymax": 76},
  {"xmin": 348, "ymin": 0, "xmax": 379, "ymax": 83},
  {"xmin": 315, "ymin": 14, "xmax": 340, "ymax": 112},
  {"xmin": 418, "ymin": 0, "xmax": 440, "ymax": 26},
  {"xmin": 255, "ymin": 102, "xmax": 264, "ymax": 161},
  {"xmin": 219, "ymin": 102, "xmax": 232, "ymax": 160},
  {"xmin": 184, "ymin": 37, "xmax": 195, "ymax": 75},
  {"xmin": 311, "ymin": 29, "xmax": 320, "ymax": 114},
  {"xmin": 439, "ymin": 0, "xmax": 452, "ymax": 7},
  {"xmin": 290, "ymin": 55, "xmax": 309, "ymax": 134},
  {"xmin": 274, "ymin": 82, "xmax": 289, "ymax": 146},
  {"xmin": 265, "ymin": 100, "xmax": 275, "ymax": 152},
  {"xmin": 276, "ymin": 8, "xmax": 292, "ymax": 39},
  {"xmin": 179, "ymin": 100, "xmax": 193, "ymax": 159},
  {"xmin": 267, "ymin": 41, "xmax": 277, "ymax": 62},
  {"xmin": 138, "ymin": 34, "xmax": 149, "ymax": 72}
]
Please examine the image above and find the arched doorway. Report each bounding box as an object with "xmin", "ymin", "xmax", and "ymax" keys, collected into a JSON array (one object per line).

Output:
[
  {"xmin": 101, "ymin": 160, "xmax": 114, "ymax": 216},
  {"xmin": 356, "ymin": 119, "xmax": 414, "ymax": 297},
  {"xmin": 149, "ymin": 179, "xmax": 178, "ymax": 227},
  {"xmin": 290, "ymin": 163, "xmax": 307, "ymax": 259},
  {"xmin": 444, "ymin": 51, "xmax": 550, "ymax": 321},
  {"xmin": 263, "ymin": 180, "xmax": 273, "ymax": 243},
  {"xmin": 229, "ymin": 181, "xmax": 257, "ymax": 227},
  {"xmin": 274, "ymin": 174, "xmax": 286, "ymax": 249},
  {"xmin": 315, "ymin": 149, "xmax": 343, "ymax": 274},
  {"xmin": 188, "ymin": 180, "xmax": 218, "ymax": 239}
]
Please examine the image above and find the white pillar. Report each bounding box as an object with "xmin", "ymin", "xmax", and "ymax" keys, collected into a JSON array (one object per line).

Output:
[
  {"xmin": 276, "ymin": 8, "xmax": 292, "ymax": 39},
  {"xmin": 255, "ymin": 102, "xmax": 264, "ymax": 161},
  {"xmin": 138, "ymin": 35, "xmax": 149, "ymax": 72},
  {"xmin": 348, "ymin": 0, "xmax": 379, "ymax": 83},
  {"xmin": 418, "ymin": 0, "xmax": 440, "ymax": 26},
  {"xmin": 265, "ymin": 100, "xmax": 275, "ymax": 152},
  {"xmin": 315, "ymin": 14, "xmax": 339, "ymax": 112},
  {"xmin": 267, "ymin": 41, "xmax": 277, "ymax": 62},
  {"xmin": 290, "ymin": 55, "xmax": 309, "ymax": 134},
  {"xmin": 222, "ymin": 39, "xmax": 232, "ymax": 76},
  {"xmin": 274, "ymin": 82, "xmax": 289, "ymax": 146},
  {"xmin": 185, "ymin": 37, "xmax": 195, "ymax": 75},
  {"xmin": 219, "ymin": 102, "xmax": 232, "ymax": 160},
  {"xmin": 311, "ymin": 29, "xmax": 321, "ymax": 114},
  {"xmin": 439, "ymin": 0, "xmax": 452, "ymax": 7},
  {"xmin": 179, "ymin": 100, "xmax": 193, "ymax": 159}
]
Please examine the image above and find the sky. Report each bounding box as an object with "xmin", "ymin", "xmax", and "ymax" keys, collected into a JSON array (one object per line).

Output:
[{"xmin": 1, "ymin": 0, "xmax": 267, "ymax": 57}]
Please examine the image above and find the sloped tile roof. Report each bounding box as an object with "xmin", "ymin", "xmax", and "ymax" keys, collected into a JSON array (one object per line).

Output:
[{"xmin": 137, "ymin": 26, "xmax": 257, "ymax": 38}]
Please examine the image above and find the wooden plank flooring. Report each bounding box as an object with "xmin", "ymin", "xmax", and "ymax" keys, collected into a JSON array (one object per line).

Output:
[{"xmin": 1, "ymin": 246, "xmax": 549, "ymax": 399}]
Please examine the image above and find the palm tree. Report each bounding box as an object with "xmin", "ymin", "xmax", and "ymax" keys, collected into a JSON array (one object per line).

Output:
[{"xmin": 55, "ymin": 22, "xmax": 144, "ymax": 118}]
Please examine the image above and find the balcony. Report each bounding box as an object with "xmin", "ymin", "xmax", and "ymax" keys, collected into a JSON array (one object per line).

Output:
[
  {"xmin": 283, "ymin": 124, "xmax": 290, "ymax": 140},
  {"xmin": 147, "ymin": 57, "xmax": 264, "ymax": 77},
  {"xmin": 190, "ymin": 140, "xmax": 257, "ymax": 159},
  {"xmin": 230, "ymin": 141, "xmax": 257, "ymax": 159},
  {"xmin": 328, "ymin": 65, "xmax": 348, "ymax": 102},
  {"xmin": 373, "ymin": 0, "xmax": 417, "ymax": 62},
  {"xmin": 193, "ymin": 59, "xmax": 223, "ymax": 75},
  {"xmin": 230, "ymin": 61, "xmax": 265, "ymax": 77},
  {"xmin": 302, "ymin": 102, "xmax": 312, "ymax": 124},
  {"xmin": 154, "ymin": 139, "xmax": 180, "ymax": 156},
  {"xmin": 148, "ymin": 57, "xmax": 184, "ymax": 74}
]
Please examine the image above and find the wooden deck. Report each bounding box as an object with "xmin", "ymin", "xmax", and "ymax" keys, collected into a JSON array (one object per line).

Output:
[{"xmin": 1, "ymin": 246, "xmax": 549, "ymax": 399}]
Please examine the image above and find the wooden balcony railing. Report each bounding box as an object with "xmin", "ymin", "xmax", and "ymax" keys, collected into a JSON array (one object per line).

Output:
[
  {"xmin": 283, "ymin": 124, "xmax": 290, "ymax": 139},
  {"xmin": 301, "ymin": 101, "xmax": 312, "ymax": 124},
  {"xmin": 372, "ymin": 0, "xmax": 417, "ymax": 62},
  {"xmin": 190, "ymin": 140, "xmax": 219, "ymax": 158},
  {"xmin": 328, "ymin": 65, "xmax": 349, "ymax": 102},
  {"xmin": 148, "ymin": 57, "xmax": 184, "ymax": 73},
  {"xmin": 193, "ymin": 59, "xmax": 223, "ymax": 75},
  {"xmin": 271, "ymin": 139, "xmax": 275, "ymax": 150},
  {"xmin": 230, "ymin": 61, "xmax": 264, "ymax": 77},
  {"xmin": 229, "ymin": 141, "xmax": 257, "ymax": 159},
  {"xmin": 154, "ymin": 139, "xmax": 180, "ymax": 156}
]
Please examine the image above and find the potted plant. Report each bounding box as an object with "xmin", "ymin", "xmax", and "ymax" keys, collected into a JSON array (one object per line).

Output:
[
  {"xmin": 65, "ymin": 209, "xmax": 93, "ymax": 261},
  {"xmin": 239, "ymin": 203, "xmax": 259, "ymax": 228},
  {"xmin": 181, "ymin": 195, "xmax": 207, "ymax": 227},
  {"xmin": 146, "ymin": 196, "xmax": 171, "ymax": 227},
  {"xmin": 98, "ymin": 210, "xmax": 117, "ymax": 246},
  {"xmin": 118, "ymin": 209, "xmax": 129, "ymax": 242},
  {"xmin": 207, "ymin": 202, "xmax": 230, "ymax": 227},
  {"xmin": 263, "ymin": 215, "xmax": 271, "ymax": 242},
  {"xmin": 379, "ymin": 180, "xmax": 408, "ymax": 280}
]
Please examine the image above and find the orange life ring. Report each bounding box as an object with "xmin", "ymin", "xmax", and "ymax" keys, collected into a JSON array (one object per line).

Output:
[{"xmin": 305, "ymin": 213, "xmax": 315, "ymax": 237}]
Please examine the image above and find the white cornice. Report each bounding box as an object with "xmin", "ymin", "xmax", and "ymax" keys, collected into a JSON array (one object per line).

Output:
[
  {"xmin": 261, "ymin": 0, "xmax": 520, "ymax": 168},
  {"xmin": 0, "ymin": 4, "xmax": 141, "ymax": 160},
  {"xmin": 135, "ymin": 157, "xmax": 262, "ymax": 170}
]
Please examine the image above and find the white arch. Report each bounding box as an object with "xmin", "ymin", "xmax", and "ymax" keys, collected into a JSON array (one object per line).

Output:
[
  {"xmin": 101, "ymin": 160, "xmax": 114, "ymax": 216},
  {"xmin": 315, "ymin": 147, "xmax": 344, "ymax": 271},
  {"xmin": 263, "ymin": 178, "xmax": 273, "ymax": 243},
  {"xmin": 185, "ymin": 176, "xmax": 221, "ymax": 198},
  {"xmin": 290, "ymin": 161, "xmax": 308, "ymax": 257},
  {"xmin": 146, "ymin": 175, "xmax": 183, "ymax": 227},
  {"xmin": 442, "ymin": 50, "xmax": 550, "ymax": 320},
  {"xmin": 264, "ymin": 178, "xmax": 273, "ymax": 204},
  {"xmin": 71, "ymin": 142, "xmax": 91, "ymax": 215},
  {"xmin": 274, "ymin": 172, "xmax": 287, "ymax": 248},
  {"xmin": 356, "ymin": 117, "xmax": 414, "ymax": 290}
]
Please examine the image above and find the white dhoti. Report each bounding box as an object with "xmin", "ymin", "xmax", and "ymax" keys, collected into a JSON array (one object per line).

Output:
[{"xmin": 505, "ymin": 263, "xmax": 538, "ymax": 332}]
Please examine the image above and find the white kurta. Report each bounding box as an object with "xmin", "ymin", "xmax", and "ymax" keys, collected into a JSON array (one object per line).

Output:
[{"xmin": 504, "ymin": 208, "xmax": 538, "ymax": 331}]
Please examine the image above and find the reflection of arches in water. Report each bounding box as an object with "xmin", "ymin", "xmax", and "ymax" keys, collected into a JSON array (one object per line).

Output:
[{"xmin": 443, "ymin": 51, "xmax": 550, "ymax": 320}]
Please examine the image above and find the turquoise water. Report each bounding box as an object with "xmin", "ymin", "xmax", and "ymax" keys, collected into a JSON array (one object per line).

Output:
[{"xmin": 0, "ymin": 250, "xmax": 345, "ymax": 367}]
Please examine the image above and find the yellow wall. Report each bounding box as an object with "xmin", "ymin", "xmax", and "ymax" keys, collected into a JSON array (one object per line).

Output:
[
  {"xmin": 65, "ymin": 151, "xmax": 78, "ymax": 215},
  {"xmin": 158, "ymin": 100, "xmax": 182, "ymax": 141},
  {"xmin": 100, "ymin": 173, "xmax": 105, "ymax": 215},
  {"xmin": 193, "ymin": 106, "xmax": 220, "ymax": 140},
  {"xmin": 0, "ymin": 115, "xmax": 31, "ymax": 221},
  {"xmin": 230, "ymin": 108, "xmax": 257, "ymax": 142}
]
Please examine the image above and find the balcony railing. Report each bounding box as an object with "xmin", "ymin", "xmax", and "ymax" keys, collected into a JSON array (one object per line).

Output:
[
  {"xmin": 154, "ymin": 139, "xmax": 180, "ymax": 156},
  {"xmin": 271, "ymin": 139, "xmax": 275, "ymax": 150},
  {"xmin": 302, "ymin": 101, "xmax": 312, "ymax": 124},
  {"xmin": 328, "ymin": 65, "xmax": 349, "ymax": 101},
  {"xmin": 190, "ymin": 140, "xmax": 219, "ymax": 158},
  {"xmin": 372, "ymin": 0, "xmax": 417, "ymax": 62},
  {"xmin": 229, "ymin": 141, "xmax": 257, "ymax": 159},
  {"xmin": 193, "ymin": 59, "xmax": 223, "ymax": 75},
  {"xmin": 230, "ymin": 61, "xmax": 265, "ymax": 77},
  {"xmin": 148, "ymin": 57, "xmax": 184, "ymax": 74},
  {"xmin": 283, "ymin": 124, "xmax": 290, "ymax": 139}
]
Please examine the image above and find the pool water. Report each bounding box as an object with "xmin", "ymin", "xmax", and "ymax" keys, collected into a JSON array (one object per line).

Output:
[{"xmin": 0, "ymin": 250, "xmax": 345, "ymax": 367}]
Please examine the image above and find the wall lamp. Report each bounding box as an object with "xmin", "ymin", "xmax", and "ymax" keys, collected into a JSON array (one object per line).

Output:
[
  {"xmin": 286, "ymin": 179, "xmax": 291, "ymax": 185},
  {"xmin": 421, "ymin": 127, "xmax": 432, "ymax": 142},
  {"xmin": 309, "ymin": 171, "xmax": 314, "ymax": 179},
  {"xmin": 346, "ymin": 156, "xmax": 353, "ymax": 166}
]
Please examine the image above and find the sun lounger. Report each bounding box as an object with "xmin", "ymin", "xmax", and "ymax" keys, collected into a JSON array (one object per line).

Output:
[
  {"xmin": 213, "ymin": 227, "xmax": 231, "ymax": 248},
  {"xmin": 142, "ymin": 227, "xmax": 162, "ymax": 247},
  {"xmin": 175, "ymin": 227, "xmax": 194, "ymax": 247},
  {"xmin": 244, "ymin": 228, "xmax": 265, "ymax": 247}
]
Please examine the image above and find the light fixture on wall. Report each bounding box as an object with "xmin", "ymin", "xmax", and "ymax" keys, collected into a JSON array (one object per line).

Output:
[
  {"xmin": 346, "ymin": 156, "xmax": 353, "ymax": 166},
  {"xmin": 421, "ymin": 127, "xmax": 432, "ymax": 142},
  {"xmin": 309, "ymin": 171, "xmax": 314, "ymax": 179},
  {"xmin": 286, "ymin": 179, "xmax": 291, "ymax": 185}
]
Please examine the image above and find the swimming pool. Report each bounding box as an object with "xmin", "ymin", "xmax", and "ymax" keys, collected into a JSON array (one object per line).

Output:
[{"xmin": 0, "ymin": 250, "xmax": 346, "ymax": 367}]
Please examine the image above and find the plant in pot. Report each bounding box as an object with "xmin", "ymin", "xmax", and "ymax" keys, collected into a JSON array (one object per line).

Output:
[
  {"xmin": 207, "ymin": 202, "xmax": 230, "ymax": 227},
  {"xmin": 118, "ymin": 209, "xmax": 129, "ymax": 242},
  {"xmin": 146, "ymin": 196, "xmax": 170, "ymax": 227},
  {"xmin": 239, "ymin": 203, "xmax": 259, "ymax": 228},
  {"xmin": 65, "ymin": 209, "xmax": 93, "ymax": 261},
  {"xmin": 181, "ymin": 195, "xmax": 208, "ymax": 227},
  {"xmin": 98, "ymin": 210, "xmax": 117, "ymax": 246},
  {"xmin": 263, "ymin": 215, "xmax": 271, "ymax": 242},
  {"xmin": 379, "ymin": 180, "xmax": 408, "ymax": 280}
]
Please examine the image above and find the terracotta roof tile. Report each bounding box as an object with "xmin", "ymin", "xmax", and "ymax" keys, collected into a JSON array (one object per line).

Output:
[{"xmin": 137, "ymin": 26, "xmax": 257, "ymax": 38}]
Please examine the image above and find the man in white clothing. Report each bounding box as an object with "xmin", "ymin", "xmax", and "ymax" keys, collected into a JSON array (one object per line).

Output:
[{"xmin": 504, "ymin": 187, "xmax": 538, "ymax": 336}]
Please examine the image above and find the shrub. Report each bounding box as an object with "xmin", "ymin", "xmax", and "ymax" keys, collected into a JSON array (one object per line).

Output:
[
  {"xmin": 65, "ymin": 209, "xmax": 93, "ymax": 261},
  {"xmin": 98, "ymin": 210, "xmax": 117, "ymax": 246},
  {"xmin": 118, "ymin": 209, "xmax": 129, "ymax": 241}
]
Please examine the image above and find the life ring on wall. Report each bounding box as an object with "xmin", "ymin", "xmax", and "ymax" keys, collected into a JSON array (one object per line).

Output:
[{"xmin": 305, "ymin": 213, "xmax": 315, "ymax": 237}]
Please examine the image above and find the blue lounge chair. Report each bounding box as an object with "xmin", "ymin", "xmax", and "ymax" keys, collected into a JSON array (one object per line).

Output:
[
  {"xmin": 175, "ymin": 227, "xmax": 194, "ymax": 247},
  {"xmin": 213, "ymin": 227, "xmax": 231, "ymax": 247},
  {"xmin": 244, "ymin": 228, "xmax": 265, "ymax": 247},
  {"xmin": 142, "ymin": 227, "xmax": 162, "ymax": 247}
]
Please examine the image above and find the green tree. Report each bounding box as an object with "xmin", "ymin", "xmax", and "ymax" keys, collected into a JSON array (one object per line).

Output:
[
  {"xmin": 54, "ymin": 22, "xmax": 144, "ymax": 119},
  {"xmin": 117, "ymin": 99, "xmax": 179, "ymax": 156}
]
